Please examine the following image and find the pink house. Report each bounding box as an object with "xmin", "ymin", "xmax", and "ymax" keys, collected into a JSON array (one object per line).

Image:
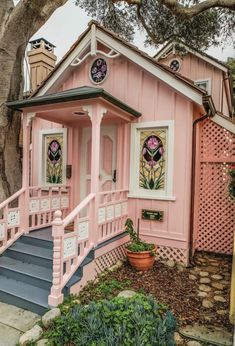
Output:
[{"xmin": 0, "ymin": 21, "xmax": 234, "ymax": 314}]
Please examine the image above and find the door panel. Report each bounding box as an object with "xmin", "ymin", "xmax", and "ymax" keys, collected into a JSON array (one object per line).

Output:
[{"xmin": 80, "ymin": 126, "xmax": 117, "ymax": 200}]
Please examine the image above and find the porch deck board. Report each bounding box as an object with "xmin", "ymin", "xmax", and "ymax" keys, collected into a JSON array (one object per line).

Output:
[{"xmin": 26, "ymin": 227, "xmax": 53, "ymax": 241}]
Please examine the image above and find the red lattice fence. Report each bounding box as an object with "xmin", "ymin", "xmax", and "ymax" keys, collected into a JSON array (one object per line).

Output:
[{"xmin": 194, "ymin": 119, "xmax": 235, "ymax": 254}]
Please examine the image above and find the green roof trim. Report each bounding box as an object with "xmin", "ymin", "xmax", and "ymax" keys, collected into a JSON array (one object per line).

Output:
[{"xmin": 7, "ymin": 86, "xmax": 141, "ymax": 118}]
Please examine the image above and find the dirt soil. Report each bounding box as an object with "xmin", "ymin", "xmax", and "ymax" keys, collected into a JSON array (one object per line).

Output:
[{"xmin": 79, "ymin": 251, "xmax": 232, "ymax": 332}]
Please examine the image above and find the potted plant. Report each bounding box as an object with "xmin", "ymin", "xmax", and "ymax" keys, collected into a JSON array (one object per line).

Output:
[{"xmin": 125, "ymin": 218, "xmax": 156, "ymax": 271}]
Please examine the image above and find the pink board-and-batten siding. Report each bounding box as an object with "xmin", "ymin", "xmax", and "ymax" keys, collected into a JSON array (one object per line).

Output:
[
  {"xmin": 30, "ymin": 51, "xmax": 199, "ymax": 264},
  {"xmin": 159, "ymin": 52, "xmax": 231, "ymax": 117}
]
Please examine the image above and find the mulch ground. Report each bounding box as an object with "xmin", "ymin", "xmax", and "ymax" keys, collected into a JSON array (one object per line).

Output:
[{"xmin": 78, "ymin": 252, "xmax": 232, "ymax": 332}]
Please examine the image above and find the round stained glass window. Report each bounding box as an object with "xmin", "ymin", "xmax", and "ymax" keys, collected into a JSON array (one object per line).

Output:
[
  {"xmin": 169, "ymin": 59, "xmax": 180, "ymax": 72},
  {"xmin": 90, "ymin": 58, "xmax": 108, "ymax": 84}
]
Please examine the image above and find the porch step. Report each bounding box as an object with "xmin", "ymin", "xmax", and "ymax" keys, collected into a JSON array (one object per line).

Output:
[
  {"xmin": 0, "ymin": 231, "xmax": 95, "ymax": 314},
  {"xmin": 5, "ymin": 242, "xmax": 53, "ymax": 267},
  {"xmin": 0, "ymin": 276, "xmax": 49, "ymax": 315},
  {"xmin": 0, "ymin": 257, "xmax": 52, "ymax": 290}
]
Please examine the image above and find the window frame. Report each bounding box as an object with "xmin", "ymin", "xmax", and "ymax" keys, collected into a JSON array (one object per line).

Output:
[
  {"xmin": 194, "ymin": 78, "xmax": 211, "ymax": 95},
  {"xmin": 129, "ymin": 121, "xmax": 175, "ymax": 201}
]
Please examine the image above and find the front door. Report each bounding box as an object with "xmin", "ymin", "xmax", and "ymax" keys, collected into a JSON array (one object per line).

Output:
[{"xmin": 80, "ymin": 126, "xmax": 117, "ymax": 200}]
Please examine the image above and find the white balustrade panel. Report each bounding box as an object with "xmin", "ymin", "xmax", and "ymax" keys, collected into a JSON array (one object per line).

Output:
[
  {"xmin": 106, "ymin": 205, "xmax": 114, "ymax": 221},
  {"xmin": 115, "ymin": 204, "xmax": 122, "ymax": 218},
  {"xmin": 29, "ymin": 199, "xmax": 40, "ymax": 213},
  {"xmin": 63, "ymin": 236, "xmax": 77, "ymax": 259},
  {"xmin": 98, "ymin": 207, "xmax": 106, "ymax": 224},
  {"xmin": 61, "ymin": 196, "xmax": 69, "ymax": 209},
  {"xmin": 7, "ymin": 211, "xmax": 20, "ymax": 227},
  {"xmin": 0, "ymin": 223, "xmax": 5, "ymax": 239},
  {"xmin": 78, "ymin": 221, "xmax": 89, "ymax": 240},
  {"xmin": 51, "ymin": 198, "xmax": 61, "ymax": 210},
  {"xmin": 40, "ymin": 198, "xmax": 50, "ymax": 211},
  {"xmin": 122, "ymin": 202, "xmax": 128, "ymax": 215}
]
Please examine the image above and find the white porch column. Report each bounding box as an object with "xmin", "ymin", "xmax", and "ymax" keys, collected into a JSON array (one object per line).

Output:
[
  {"xmin": 86, "ymin": 104, "xmax": 106, "ymax": 245},
  {"xmin": 21, "ymin": 112, "xmax": 34, "ymax": 233}
]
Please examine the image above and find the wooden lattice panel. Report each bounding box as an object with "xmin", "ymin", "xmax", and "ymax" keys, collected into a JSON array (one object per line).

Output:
[
  {"xmin": 95, "ymin": 244, "xmax": 127, "ymax": 274},
  {"xmin": 195, "ymin": 120, "xmax": 235, "ymax": 255},
  {"xmin": 157, "ymin": 245, "xmax": 188, "ymax": 265}
]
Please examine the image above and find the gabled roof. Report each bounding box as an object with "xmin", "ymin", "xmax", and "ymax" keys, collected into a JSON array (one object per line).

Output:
[
  {"xmin": 31, "ymin": 21, "xmax": 206, "ymax": 107},
  {"xmin": 7, "ymin": 86, "xmax": 141, "ymax": 117},
  {"xmin": 154, "ymin": 38, "xmax": 229, "ymax": 73}
]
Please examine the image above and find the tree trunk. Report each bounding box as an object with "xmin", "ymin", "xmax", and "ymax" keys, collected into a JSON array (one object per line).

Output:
[{"xmin": 0, "ymin": 0, "xmax": 68, "ymax": 202}]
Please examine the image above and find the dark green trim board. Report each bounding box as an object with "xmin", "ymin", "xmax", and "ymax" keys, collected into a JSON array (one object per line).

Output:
[{"xmin": 6, "ymin": 86, "xmax": 141, "ymax": 118}]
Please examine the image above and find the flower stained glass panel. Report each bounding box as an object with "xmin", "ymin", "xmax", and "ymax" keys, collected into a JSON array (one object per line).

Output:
[
  {"xmin": 139, "ymin": 129, "xmax": 167, "ymax": 190},
  {"xmin": 90, "ymin": 58, "xmax": 107, "ymax": 84},
  {"xmin": 45, "ymin": 134, "xmax": 63, "ymax": 184}
]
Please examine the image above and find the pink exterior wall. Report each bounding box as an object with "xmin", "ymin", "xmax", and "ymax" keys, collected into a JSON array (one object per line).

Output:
[
  {"xmin": 159, "ymin": 52, "xmax": 232, "ymax": 117},
  {"xmin": 39, "ymin": 51, "xmax": 195, "ymax": 260}
]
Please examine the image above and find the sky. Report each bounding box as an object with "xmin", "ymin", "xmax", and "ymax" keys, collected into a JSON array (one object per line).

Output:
[
  {"xmin": 25, "ymin": 0, "xmax": 234, "ymax": 63},
  {"xmin": 27, "ymin": 0, "xmax": 234, "ymax": 63}
]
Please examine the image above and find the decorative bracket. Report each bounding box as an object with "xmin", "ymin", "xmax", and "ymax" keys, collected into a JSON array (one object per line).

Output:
[
  {"xmin": 82, "ymin": 105, "xmax": 93, "ymax": 120},
  {"xmin": 26, "ymin": 112, "xmax": 36, "ymax": 126}
]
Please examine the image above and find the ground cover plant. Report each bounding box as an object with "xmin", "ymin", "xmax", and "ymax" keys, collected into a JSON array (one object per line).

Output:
[{"xmin": 45, "ymin": 294, "xmax": 176, "ymax": 346}]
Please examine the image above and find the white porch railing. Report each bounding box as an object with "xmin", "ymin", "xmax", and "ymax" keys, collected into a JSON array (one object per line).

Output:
[
  {"xmin": 29, "ymin": 185, "xmax": 70, "ymax": 230},
  {"xmin": 98, "ymin": 189, "xmax": 128, "ymax": 243},
  {"xmin": 48, "ymin": 193, "xmax": 95, "ymax": 306},
  {"xmin": 0, "ymin": 185, "xmax": 70, "ymax": 254},
  {"xmin": 0, "ymin": 188, "xmax": 26, "ymax": 254},
  {"xmin": 49, "ymin": 189, "xmax": 129, "ymax": 306}
]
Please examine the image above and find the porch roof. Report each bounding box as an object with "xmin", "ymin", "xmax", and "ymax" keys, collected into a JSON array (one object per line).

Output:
[{"xmin": 7, "ymin": 86, "xmax": 141, "ymax": 118}]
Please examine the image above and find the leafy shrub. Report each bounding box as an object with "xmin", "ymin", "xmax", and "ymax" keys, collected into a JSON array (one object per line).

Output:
[
  {"xmin": 125, "ymin": 218, "xmax": 156, "ymax": 255},
  {"xmin": 45, "ymin": 294, "xmax": 176, "ymax": 346}
]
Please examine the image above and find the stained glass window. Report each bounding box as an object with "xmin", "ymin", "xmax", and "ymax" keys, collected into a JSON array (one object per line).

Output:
[
  {"xmin": 139, "ymin": 129, "xmax": 166, "ymax": 190},
  {"xmin": 90, "ymin": 58, "xmax": 107, "ymax": 84},
  {"xmin": 45, "ymin": 134, "xmax": 63, "ymax": 184},
  {"xmin": 170, "ymin": 59, "xmax": 180, "ymax": 72}
]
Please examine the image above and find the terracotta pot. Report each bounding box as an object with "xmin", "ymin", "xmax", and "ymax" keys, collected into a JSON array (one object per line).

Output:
[{"xmin": 126, "ymin": 245, "xmax": 157, "ymax": 271}]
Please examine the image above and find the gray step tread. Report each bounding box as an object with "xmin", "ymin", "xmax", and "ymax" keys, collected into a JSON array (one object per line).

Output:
[
  {"xmin": 0, "ymin": 276, "xmax": 49, "ymax": 308},
  {"xmin": 0, "ymin": 257, "xmax": 52, "ymax": 282},
  {"xmin": 8, "ymin": 242, "xmax": 53, "ymax": 260}
]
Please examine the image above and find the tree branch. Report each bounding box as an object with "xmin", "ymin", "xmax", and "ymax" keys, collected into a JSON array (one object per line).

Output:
[
  {"xmin": 161, "ymin": 0, "xmax": 235, "ymax": 18},
  {"xmin": 136, "ymin": 4, "xmax": 174, "ymax": 45},
  {"xmin": 112, "ymin": 0, "xmax": 235, "ymax": 18},
  {"xmin": 0, "ymin": 0, "xmax": 14, "ymax": 32}
]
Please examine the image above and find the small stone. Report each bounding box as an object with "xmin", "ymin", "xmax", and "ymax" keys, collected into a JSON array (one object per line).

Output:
[
  {"xmin": 198, "ymin": 292, "xmax": 208, "ymax": 298},
  {"xmin": 199, "ymin": 278, "xmax": 211, "ymax": 284},
  {"xmin": 108, "ymin": 260, "xmax": 123, "ymax": 272},
  {"xmin": 19, "ymin": 325, "xmax": 43, "ymax": 346},
  {"xmin": 220, "ymin": 280, "xmax": 230, "ymax": 285},
  {"xmin": 118, "ymin": 290, "xmax": 136, "ymax": 298},
  {"xmin": 187, "ymin": 341, "xmax": 202, "ymax": 346},
  {"xmin": 214, "ymin": 296, "xmax": 226, "ymax": 303},
  {"xmin": 199, "ymin": 271, "xmax": 209, "ymax": 277},
  {"xmin": 204, "ymin": 315, "xmax": 213, "ymax": 322},
  {"xmin": 166, "ymin": 260, "xmax": 175, "ymax": 268},
  {"xmin": 177, "ymin": 264, "xmax": 185, "ymax": 272},
  {"xmin": 202, "ymin": 299, "xmax": 213, "ymax": 308},
  {"xmin": 211, "ymin": 274, "xmax": 223, "ymax": 280},
  {"xmin": 214, "ymin": 290, "xmax": 223, "ymax": 295},
  {"xmin": 216, "ymin": 309, "xmax": 227, "ymax": 315},
  {"xmin": 73, "ymin": 298, "xmax": 81, "ymax": 304},
  {"xmin": 189, "ymin": 274, "xmax": 197, "ymax": 280},
  {"xmin": 212, "ymin": 282, "xmax": 225, "ymax": 290},
  {"xmin": 204, "ymin": 266, "xmax": 218, "ymax": 273},
  {"xmin": 174, "ymin": 332, "xmax": 184, "ymax": 345},
  {"xmin": 36, "ymin": 339, "xmax": 49, "ymax": 346},
  {"xmin": 42, "ymin": 308, "xmax": 61, "ymax": 328},
  {"xmin": 199, "ymin": 284, "xmax": 211, "ymax": 292}
]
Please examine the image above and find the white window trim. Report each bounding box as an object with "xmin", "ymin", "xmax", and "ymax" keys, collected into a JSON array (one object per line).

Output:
[
  {"xmin": 129, "ymin": 121, "xmax": 175, "ymax": 201},
  {"xmin": 39, "ymin": 128, "xmax": 67, "ymax": 186},
  {"xmin": 194, "ymin": 78, "xmax": 211, "ymax": 95}
]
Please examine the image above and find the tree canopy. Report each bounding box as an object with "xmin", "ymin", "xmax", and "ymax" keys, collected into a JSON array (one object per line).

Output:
[{"xmin": 76, "ymin": 0, "xmax": 235, "ymax": 50}]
